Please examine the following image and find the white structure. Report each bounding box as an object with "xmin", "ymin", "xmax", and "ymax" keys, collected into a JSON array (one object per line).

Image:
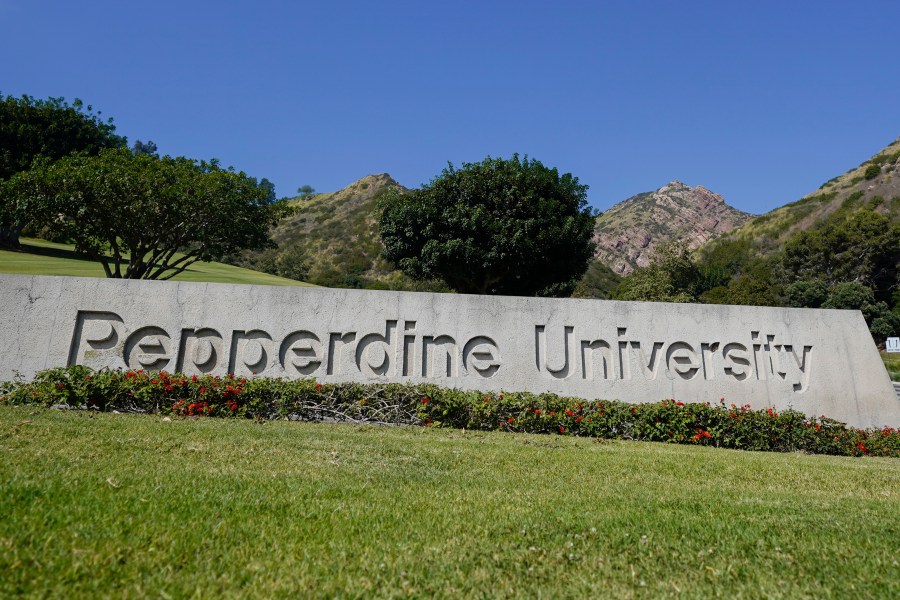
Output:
[{"xmin": 1, "ymin": 274, "xmax": 897, "ymax": 428}]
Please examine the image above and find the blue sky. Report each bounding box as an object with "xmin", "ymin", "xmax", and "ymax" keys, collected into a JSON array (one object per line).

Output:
[{"xmin": 2, "ymin": 0, "xmax": 898, "ymax": 214}]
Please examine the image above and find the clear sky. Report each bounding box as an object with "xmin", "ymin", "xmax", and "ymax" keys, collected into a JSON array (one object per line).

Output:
[{"xmin": 2, "ymin": 0, "xmax": 898, "ymax": 214}]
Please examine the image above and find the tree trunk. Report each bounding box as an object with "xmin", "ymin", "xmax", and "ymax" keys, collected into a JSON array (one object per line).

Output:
[{"xmin": 0, "ymin": 225, "xmax": 21, "ymax": 248}]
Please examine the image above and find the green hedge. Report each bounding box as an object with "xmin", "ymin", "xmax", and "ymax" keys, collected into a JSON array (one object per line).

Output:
[{"xmin": 2, "ymin": 366, "xmax": 898, "ymax": 458}]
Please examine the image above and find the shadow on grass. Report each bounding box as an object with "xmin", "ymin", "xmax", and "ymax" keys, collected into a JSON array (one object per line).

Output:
[
  {"xmin": 10, "ymin": 240, "xmax": 118, "ymax": 264},
  {"xmin": 8, "ymin": 239, "xmax": 227, "ymax": 278}
]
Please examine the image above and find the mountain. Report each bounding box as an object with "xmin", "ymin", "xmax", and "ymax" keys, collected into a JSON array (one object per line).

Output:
[
  {"xmin": 238, "ymin": 174, "xmax": 753, "ymax": 293},
  {"xmin": 708, "ymin": 136, "xmax": 900, "ymax": 256},
  {"xmin": 271, "ymin": 173, "xmax": 401, "ymax": 288},
  {"xmin": 592, "ymin": 181, "xmax": 753, "ymax": 276},
  {"xmin": 237, "ymin": 174, "xmax": 447, "ymax": 291}
]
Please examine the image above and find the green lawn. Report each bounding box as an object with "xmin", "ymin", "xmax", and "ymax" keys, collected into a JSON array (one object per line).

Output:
[
  {"xmin": 1, "ymin": 406, "xmax": 897, "ymax": 598},
  {"xmin": 0, "ymin": 238, "xmax": 314, "ymax": 286},
  {"xmin": 881, "ymin": 351, "xmax": 900, "ymax": 382}
]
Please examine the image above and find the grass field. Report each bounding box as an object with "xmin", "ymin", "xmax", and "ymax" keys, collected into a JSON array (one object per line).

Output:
[
  {"xmin": 0, "ymin": 238, "xmax": 315, "ymax": 286},
  {"xmin": 881, "ymin": 351, "xmax": 900, "ymax": 382},
  {"xmin": 1, "ymin": 406, "xmax": 897, "ymax": 598}
]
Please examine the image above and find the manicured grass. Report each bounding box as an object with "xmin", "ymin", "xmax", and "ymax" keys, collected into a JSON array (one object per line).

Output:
[
  {"xmin": 1, "ymin": 406, "xmax": 898, "ymax": 598},
  {"xmin": 881, "ymin": 351, "xmax": 900, "ymax": 382},
  {"xmin": 0, "ymin": 238, "xmax": 315, "ymax": 286}
]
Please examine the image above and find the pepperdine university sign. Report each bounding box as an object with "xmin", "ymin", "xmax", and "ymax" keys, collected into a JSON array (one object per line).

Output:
[{"xmin": 1, "ymin": 274, "xmax": 897, "ymax": 428}]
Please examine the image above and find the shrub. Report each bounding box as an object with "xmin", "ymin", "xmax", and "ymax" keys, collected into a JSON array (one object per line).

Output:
[{"xmin": 3, "ymin": 367, "xmax": 899, "ymax": 458}]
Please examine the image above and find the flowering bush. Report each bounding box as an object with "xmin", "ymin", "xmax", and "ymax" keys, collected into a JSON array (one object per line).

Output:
[{"xmin": 2, "ymin": 367, "xmax": 898, "ymax": 458}]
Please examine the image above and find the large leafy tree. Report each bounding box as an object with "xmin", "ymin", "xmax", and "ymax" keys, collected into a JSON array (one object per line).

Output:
[
  {"xmin": 615, "ymin": 243, "xmax": 701, "ymax": 303},
  {"xmin": 1, "ymin": 148, "xmax": 291, "ymax": 279},
  {"xmin": 0, "ymin": 93, "xmax": 125, "ymax": 246},
  {"xmin": 378, "ymin": 155, "xmax": 596, "ymax": 296},
  {"xmin": 779, "ymin": 207, "xmax": 900, "ymax": 301}
]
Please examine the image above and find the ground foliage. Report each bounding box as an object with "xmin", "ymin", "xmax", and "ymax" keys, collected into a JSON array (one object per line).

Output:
[{"xmin": 3, "ymin": 366, "xmax": 898, "ymax": 458}]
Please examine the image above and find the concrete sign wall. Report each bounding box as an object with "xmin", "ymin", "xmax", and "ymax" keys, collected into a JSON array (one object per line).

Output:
[{"xmin": 1, "ymin": 274, "xmax": 897, "ymax": 428}]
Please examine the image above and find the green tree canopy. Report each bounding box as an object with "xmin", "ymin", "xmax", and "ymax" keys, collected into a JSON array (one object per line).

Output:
[
  {"xmin": 821, "ymin": 282, "xmax": 899, "ymax": 341},
  {"xmin": 779, "ymin": 208, "xmax": 900, "ymax": 301},
  {"xmin": 615, "ymin": 243, "xmax": 700, "ymax": 303},
  {"xmin": 0, "ymin": 148, "xmax": 292, "ymax": 279},
  {"xmin": 378, "ymin": 155, "xmax": 596, "ymax": 296},
  {"xmin": 0, "ymin": 93, "xmax": 126, "ymax": 246}
]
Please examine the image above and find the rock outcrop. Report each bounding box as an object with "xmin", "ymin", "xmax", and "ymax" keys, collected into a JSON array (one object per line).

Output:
[{"xmin": 593, "ymin": 181, "xmax": 752, "ymax": 276}]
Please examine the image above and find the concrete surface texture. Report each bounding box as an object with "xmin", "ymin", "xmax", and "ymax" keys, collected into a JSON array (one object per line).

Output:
[{"xmin": 1, "ymin": 274, "xmax": 897, "ymax": 428}]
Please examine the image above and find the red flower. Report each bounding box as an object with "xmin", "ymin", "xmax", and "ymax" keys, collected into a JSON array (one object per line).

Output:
[
  {"xmin": 421, "ymin": 397, "xmax": 429, "ymax": 404},
  {"xmin": 56, "ymin": 383, "xmax": 64, "ymax": 390},
  {"xmin": 566, "ymin": 409, "xmax": 573, "ymax": 417},
  {"xmin": 151, "ymin": 379, "xmax": 159, "ymax": 385},
  {"xmin": 692, "ymin": 429, "xmax": 711, "ymax": 442},
  {"xmin": 507, "ymin": 417, "xmax": 515, "ymax": 423},
  {"xmin": 315, "ymin": 383, "xmax": 322, "ymax": 391},
  {"xmin": 630, "ymin": 407, "xmax": 636, "ymax": 414},
  {"xmin": 676, "ymin": 401, "xmax": 684, "ymax": 407},
  {"xmin": 559, "ymin": 426, "xmax": 565, "ymax": 433},
  {"xmin": 534, "ymin": 409, "xmax": 541, "ymax": 416},
  {"xmin": 230, "ymin": 403, "xmax": 238, "ymax": 411},
  {"xmin": 575, "ymin": 416, "xmax": 583, "ymax": 423}
]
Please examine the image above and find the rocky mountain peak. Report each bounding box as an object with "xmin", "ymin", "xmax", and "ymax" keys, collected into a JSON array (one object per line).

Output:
[
  {"xmin": 592, "ymin": 181, "xmax": 753, "ymax": 276},
  {"xmin": 658, "ymin": 180, "xmax": 688, "ymax": 193}
]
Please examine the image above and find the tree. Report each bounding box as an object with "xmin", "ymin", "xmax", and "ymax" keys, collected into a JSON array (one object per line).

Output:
[
  {"xmin": 0, "ymin": 93, "xmax": 125, "ymax": 246},
  {"xmin": 1, "ymin": 148, "xmax": 292, "ymax": 279},
  {"xmin": 131, "ymin": 139, "xmax": 158, "ymax": 156},
  {"xmin": 378, "ymin": 155, "xmax": 596, "ymax": 296},
  {"xmin": 779, "ymin": 208, "xmax": 900, "ymax": 301},
  {"xmin": 822, "ymin": 282, "xmax": 899, "ymax": 341},
  {"xmin": 296, "ymin": 184, "xmax": 316, "ymax": 199},
  {"xmin": 783, "ymin": 278, "xmax": 829, "ymax": 308},
  {"xmin": 615, "ymin": 243, "xmax": 700, "ymax": 303}
]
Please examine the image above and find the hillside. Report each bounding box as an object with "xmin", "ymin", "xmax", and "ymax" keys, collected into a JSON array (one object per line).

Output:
[
  {"xmin": 593, "ymin": 181, "xmax": 753, "ymax": 276},
  {"xmin": 238, "ymin": 174, "xmax": 446, "ymax": 291},
  {"xmin": 708, "ymin": 136, "xmax": 900, "ymax": 255},
  {"xmin": 243, "ymin": 175, "xmax": 754, "ymax": 294},
  {"xmin": 275, "ymin": 174, "xmax": 400, "ymax": 287},
  {"xmin": 0, "ymin": 238, "xmax": 314, "ymax": 287}
]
